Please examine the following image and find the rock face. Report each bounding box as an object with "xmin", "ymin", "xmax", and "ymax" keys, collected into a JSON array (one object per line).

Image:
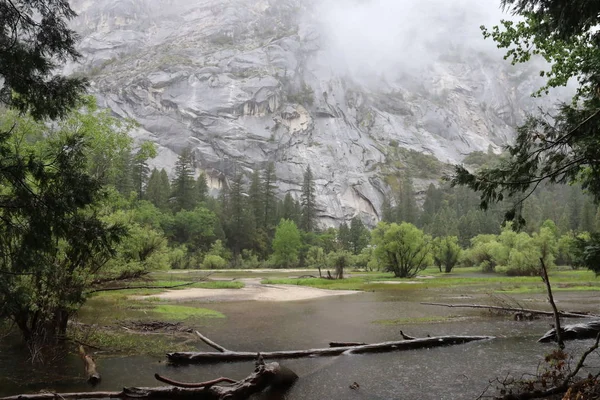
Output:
[{"xmin": 68, "ymin": 0, "xmax": 563, "ymax": 227}]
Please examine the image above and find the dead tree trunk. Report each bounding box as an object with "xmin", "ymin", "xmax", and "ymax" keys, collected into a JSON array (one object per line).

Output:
[
  {"xmin": 0, "ymin": 361, "xmax": 297, "ymax": 400},
  {"xmin": 167, "ymin": 334, "xmax": 493, "ymax": 364},
  {"xmin": 421, "ymin": 302, "xmax": 596, "ymax": 319},
  {"xmin": 78, "ymin": 345, "xmax": 100, "ymax": 385}
]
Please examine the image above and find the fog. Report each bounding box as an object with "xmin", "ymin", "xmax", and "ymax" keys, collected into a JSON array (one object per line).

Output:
[{"xmin": 311, "ymin": 0, "xmax": 513, "ymax": 81}]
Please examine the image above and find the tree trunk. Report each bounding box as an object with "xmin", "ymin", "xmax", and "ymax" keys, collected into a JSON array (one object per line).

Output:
[
  {"xmin": 167, "ymin": 335, "xmax": 493, "ymax": 364},
  {"xmin": 0, "ymin": 362, "xmax": 296, "ymax": 400}
]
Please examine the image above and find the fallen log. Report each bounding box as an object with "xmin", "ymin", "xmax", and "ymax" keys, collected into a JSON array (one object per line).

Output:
[
  {"xmin": 538, "ymin": 320, "xmax": 600, "ymax": 343},
  {"xmin": 421, "ymin": 302, "xmax": 596, "ymax": 319},
  {"xmin": 78, "ymin": 345, "xmax": 101, "ymax": 385},
  {"xmin": 328, "ymin": 341, "xmax": 367, "ymax": 347},
  {"xmin": 167, "ymin": 335, "xmax": 493, "ymax": 364},
  {"xmin": 0, "ymin": 361, "xmax": 297, "ymax": 400}
]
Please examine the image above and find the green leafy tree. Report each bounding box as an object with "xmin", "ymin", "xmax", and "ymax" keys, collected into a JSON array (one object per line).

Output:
[
  {"xmin": 371, "ymin": 222, "xmax": 432, "ymax": 278},
  {"xmin": 301, "ymin": 166, "xmax": 317, "ymax": 232},
  {"xmin": 164, "ymin": 208, "xmax": 218, "ymax": 254},
  {"xmin": 0, "ymin": 118, "xmax": 124, "ymax": 345},
  {"xmin": 306, "ymin": 246, "xmax": 327, "ymax": 277},
  {"xmin": 271, "ymin": 219, "xmax": 302, "ymax": 268},
  {"xmin": 171, "ymin": 147, "xmax": 196, "ymax": 211},
  {"xmin": 432, "ymin": 236, "xmax": 462, "ymax": 273},
  {"xmin": 327, "ymin": 250, "xmax": 353, "ymax": 279}
]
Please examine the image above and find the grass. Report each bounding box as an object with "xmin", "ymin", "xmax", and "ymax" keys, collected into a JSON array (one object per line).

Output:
[{"xmin": 260, "ymin": 267, "xmax": 600, "ymax": 293}]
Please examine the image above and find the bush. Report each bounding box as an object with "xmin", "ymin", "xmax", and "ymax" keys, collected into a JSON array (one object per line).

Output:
[{"xmin": 202, "ymin": 255, "xmax": 227, "ymax": 269}]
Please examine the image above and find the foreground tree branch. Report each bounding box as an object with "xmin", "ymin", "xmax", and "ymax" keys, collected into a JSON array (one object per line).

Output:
[
  {"xmin": 421, "ymin": 302, "xmax": 595, "ymax": 319},
  {"xmin": 539, "ymin": 258, "xmax": 564, "ymax": 349},
  {"xmin": 167, "ymin": 333, "xmax": 493, "ymax": 364},
  {"xmin": 0, "ymin": 361, "xmax": 297, "ymax": 400}
]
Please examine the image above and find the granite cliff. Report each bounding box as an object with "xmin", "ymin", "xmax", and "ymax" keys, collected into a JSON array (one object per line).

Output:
[{"xmin": 68, "ymin": 0, "xmax": 563, "ymax": 226}]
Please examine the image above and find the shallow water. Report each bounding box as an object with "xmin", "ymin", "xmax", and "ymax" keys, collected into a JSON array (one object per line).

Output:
[{"xmin": 1, "ymin": 289, "xmax": 598, "ymax": 399}]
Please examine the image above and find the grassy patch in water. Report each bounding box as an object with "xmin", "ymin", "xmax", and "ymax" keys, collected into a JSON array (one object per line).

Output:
[
  {"xmin": 261, "ymin": 277, "xmax": 365, "ymax": 290},
  {"xmin": 69, "ymin": 325, "xmax": 195, "ymax": 356},
  {"xmin": 149, "ymin": 305, "xmax": 225, "ymax": 319}
]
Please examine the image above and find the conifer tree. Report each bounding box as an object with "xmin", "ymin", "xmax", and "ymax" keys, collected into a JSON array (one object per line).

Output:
[
  {"xmin": 349, "ymin": 216, "xmax": 370, "ymax": 255},
  {"xmin": 146, "ymin": 168, "xmax": 171, "ymax": 210},
  {"xmin": 171, "ymin": 147, "xmax": 197, "ymax": 211},
  {"xmin": 131, "ymin": 142, "xmax": 157, "ymax": 200},
  {"xmin": 301, "ymin": 166, "xmax": 317, "ymax": 232},
  {"xmin": 248, "ymin": 169, "xmax": 264, "ymax": 228},
  {"xmin": 338, "ymin": 222, "xmax": 351, "ymax": 251},
  {"xmin": 197, "ymin": 173, "xmax": 209, "ymax": 204},
  {"xmin": 263, "ymin": 162, "xmax": 278, "ymax": 231}
]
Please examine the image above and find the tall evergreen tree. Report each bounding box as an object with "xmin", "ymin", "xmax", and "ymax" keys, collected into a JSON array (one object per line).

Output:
[
  {"xmin": 281, "ymin": 192, "xmax": 300, "ymax": 224},
  {"xmin": 395, "ymin": 175, "xmax": 418, "ymax": 224},
  {"xmin": 114, "ymin": 149, "xmax": 134, "ymax": 195},
  {"xmin": 197, "ymin": 173, "xmax": 209, "ymax": 204},
  {"xmin": 248, "ymin": 169, "xmax": 264, "ymax": 228},
  {"xmin": 263, "ymin": 162, "xmax": 278, "ymax": 231},
  {"xmin": 349, "ymin": 216, "xmax": 369, "ymax": 255},
  {"xmin": 223, "ymin": 172, "xmax": 253, "ymax": 257},
  {"xmin": 146, "ymin": 168, "xmax": 171, "ymax": 210},
  {"xmin": 131, "ymin": 142, "xmax": 157, "ymax": 200},
  {"xmin": 171, "ymin": 147, "xmax": 197, "ymax": 211},
  {"xmin": 381, "ymin": 195, "xmax": 395, "ymax": 222},
  {"xmin": 338, "ymin": 222, "xmax": 351, "ymax": 251},
  {"xmin": 301, "ymin": 166, "xmax": 317, "ymax": 232}
]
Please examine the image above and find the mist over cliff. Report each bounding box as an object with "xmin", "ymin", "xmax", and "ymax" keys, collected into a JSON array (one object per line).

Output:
[{"xmin": 67, "ymin": 0, "xmax": 564, "ymax": 226}]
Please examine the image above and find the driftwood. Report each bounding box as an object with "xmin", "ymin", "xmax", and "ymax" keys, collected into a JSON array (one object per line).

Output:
[
  {"xmin": 0, "ymin": 361, "xmax": 297, "ymax": 400},
  {"xmin": 538, "ymin": 320, "xmax": 600, "ymax": 343},
  {"xmin": 78, "ymin": 346, "xmax": 100, "ymax": 385},
  {"xmin": 328, "ymin": 341, "xmax": 367, "ymax": 347},
  {"xmin": 421, "ymin": 302, "xmax": 596, "ymax": 319},
  {"xmin": 167, "ymin": 333, "xmax": 493, "ymax": 364}
]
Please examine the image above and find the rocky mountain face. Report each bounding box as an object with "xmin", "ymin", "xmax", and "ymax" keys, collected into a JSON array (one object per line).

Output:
[{"xmin": 68, "ymin": 0, "xmax": 559, "ymax": 227}]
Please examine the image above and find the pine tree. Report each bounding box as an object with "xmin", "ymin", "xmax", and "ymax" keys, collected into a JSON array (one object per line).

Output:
[
  {"xmin": 349, "ymin": 216, "xmax": 369, "ymax": 255},
  {"xmin": 381, "ymin": 195, "xmax": 395, "ymax": 222},
  {"xmin": 197, "ymin": 173, "xmax": 209, "ymax": 204},
  {"xmin": 248, "ymin": 169, "xmax": 264, "ymax": 228},
  {"xmin": 420, "ymin": 184, "xmax": 443, "ymax": 227},
  {"xmin": 338, "ymin": 222, "xmax": 351, "ymax": 251},
  {"xmin": 114, "ymin": 149, "xmax": 134, "ymax": 195},
  {"xmin": 395, "ymin": 175, "xmax": 418, "ymax": 224},
  {"xmin": 223, "ymin": 172, "xmax": 254, "ymax": 257},
  {"xmin": 131, "ymin": 142, "xmax": 157, "ymax": 200},
  {"xmin": 301, "ymin": 166, "xmax": 317, "ymax": 232},
  {"xmin": 146, "ymin": 168, "xmax": 171, "ymax": 210},
  {"xmin": 171, "ymin": 147, "xmax": 197, "ymax": 211},
  {"xmin": 282, "ymin": 193, "xmax": 299, "ymax": 224},
  {"xmin": 263, "ymin": 162, "xmax": 278, "ymax": 231}
]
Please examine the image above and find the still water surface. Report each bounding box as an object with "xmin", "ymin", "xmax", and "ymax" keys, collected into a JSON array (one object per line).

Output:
[{"xmin": 1, "ymin": 290, "xmax": 597, "ymax": 399}]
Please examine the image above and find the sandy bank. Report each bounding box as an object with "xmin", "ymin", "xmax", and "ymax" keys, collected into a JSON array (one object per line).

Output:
[{"xmin": 137, "ymin": 278, "xmax": 360, "ymax": 302}]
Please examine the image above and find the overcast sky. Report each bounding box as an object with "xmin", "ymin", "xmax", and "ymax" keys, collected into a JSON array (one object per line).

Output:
[{"xmin": 311, "ymin": 0, "xmax": 512, "ymax": 80}]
